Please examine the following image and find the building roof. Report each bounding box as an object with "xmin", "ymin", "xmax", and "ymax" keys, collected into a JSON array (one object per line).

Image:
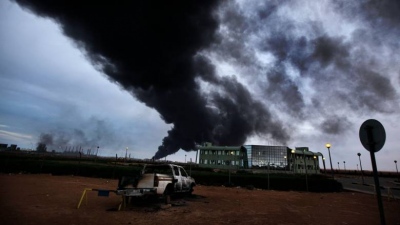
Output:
[
  {"xmin": 290, "ymin": 149, "xmax": 323, "ymax": 157},
  {"xmin": 197, "ymin": 145, "xmax": 244, "ymax": 151}
]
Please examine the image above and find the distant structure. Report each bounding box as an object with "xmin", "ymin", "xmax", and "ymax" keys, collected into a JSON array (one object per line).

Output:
[
  {"xmin": 0, "ymin": 143, "xmax": 19, "ymax": 151},
  {"xmin": 0, "ymin": 143, "xmax": 8, "ymax": 150},
  {"xmin": 197, "ymin": 143, "xmax": 322, "ymax": 174}
]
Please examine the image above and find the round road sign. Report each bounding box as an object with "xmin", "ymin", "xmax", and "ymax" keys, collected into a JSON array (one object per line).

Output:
[{"xmin": 359, "ymin": 119, "xmax": 386, "ymax": 152}]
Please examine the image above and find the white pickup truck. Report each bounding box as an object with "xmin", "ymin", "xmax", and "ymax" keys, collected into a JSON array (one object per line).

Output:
[{"xmin": 116, "ymin": 164, "xmax": 196, "ymax": 202}]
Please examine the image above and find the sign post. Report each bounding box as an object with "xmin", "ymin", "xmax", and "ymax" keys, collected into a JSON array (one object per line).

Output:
[{"xmin": 359, "ymin": 119, "xmax": 386, "ymax": 225}]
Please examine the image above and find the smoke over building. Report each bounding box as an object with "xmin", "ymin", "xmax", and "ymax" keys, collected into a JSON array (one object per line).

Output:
[{"xmin": 14, "ymin": 0, "xmax": 400, "ymax": 159}]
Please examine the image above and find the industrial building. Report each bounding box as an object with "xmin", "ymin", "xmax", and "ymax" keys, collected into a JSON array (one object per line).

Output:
[
  {"xmin": 197, "ymin": 143, "xmax": 324, "ymax": 174},
  {"xmin": 289, "ymin": 147, "xmax": 324, "ymax": 174},
  {"xmin": 197, "ymin": 143, "xmax": 248, "ymax": 170}
]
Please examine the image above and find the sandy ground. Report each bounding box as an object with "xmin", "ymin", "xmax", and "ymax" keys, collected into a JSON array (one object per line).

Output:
[{"xmin": 0, "ymin": 174, "xmax": 399, "ymax": 225}]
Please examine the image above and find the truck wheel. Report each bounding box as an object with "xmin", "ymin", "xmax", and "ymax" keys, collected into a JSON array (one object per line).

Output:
[
  {"xmin": 165, "ymin": 195, "xmax": 171, "ymax": 204},
  {"xmin": 164, "ymin": 184, "xmax": 173, "ymax": 204},
  {"xmin": 189, "ymin": 184, "xmax": 195, "ymax": 195}
]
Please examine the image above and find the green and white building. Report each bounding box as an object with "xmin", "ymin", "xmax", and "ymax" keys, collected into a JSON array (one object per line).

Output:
[{"xmin": 197, "ymin": 143, "xmax": 324, "ymax": 174}]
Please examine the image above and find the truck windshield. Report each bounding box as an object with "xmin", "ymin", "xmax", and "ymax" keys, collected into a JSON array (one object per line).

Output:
[{"xmin": 144, "ymin": 165, "xmax": 172, "ymax": 175}]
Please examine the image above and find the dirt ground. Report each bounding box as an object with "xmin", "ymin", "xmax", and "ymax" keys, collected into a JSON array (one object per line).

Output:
[{"xmin": 0, "ymin": 174, "xmax": 399, "ymax": 225}]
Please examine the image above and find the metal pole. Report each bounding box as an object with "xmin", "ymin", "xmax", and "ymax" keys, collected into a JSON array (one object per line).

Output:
[
  {"xmin": 314, "ymin": 156, "xmax": 317, "ymax": 174},
  {"xmin": 358, "ymin": 153, "xmax": 365, "ymax": 184},
  {"xmin": 291, "ymin": 151, "xmax": 295, "ymax": 173},
  {"xmin": 327, "ymin": 147, "xmax": 334, "ymax": 178},
  {"xmin": 284, "ymin": 156, "xmax": 287, "ymax": 173},
  {"xmin": 395, "ymin": 160, "xmax": 399, "ymax": 182},
  {"xmin": 303, "ymin": 150, "xmax": 308, "ymax": 192},
  {"xmin": 365, "ymin": 126, "xmax": 386, "ymax": 225},
  {"xmin": 343, "ymin": 161, "xmax": 346, "ymax": 171},
  {"xmin": 267, "ymin": 162, "xmax": 270, "ymax": 190}
]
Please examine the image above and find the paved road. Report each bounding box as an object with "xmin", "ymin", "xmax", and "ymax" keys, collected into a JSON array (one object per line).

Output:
[{"xmin": 336, "ymin": 176, "xmax": 400, "ymax": 200}]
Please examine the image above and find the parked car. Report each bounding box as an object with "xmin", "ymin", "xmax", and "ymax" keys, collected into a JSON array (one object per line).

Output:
[{"xmin": 116, "ymin": 164, "xmax": 195, "ymax": 203}]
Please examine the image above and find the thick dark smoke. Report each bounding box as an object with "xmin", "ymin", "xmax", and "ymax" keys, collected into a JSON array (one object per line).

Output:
[
  {"xmin": 14, "ymin": 0, "xmax": 289, "ymax": 159},
  {"xmin": 14, "ymin": 0, "xmax": 400, "ymax": 159},
  {"xmin": 209, "ymin": 0, "xmax": 399, "ymax": 138}
]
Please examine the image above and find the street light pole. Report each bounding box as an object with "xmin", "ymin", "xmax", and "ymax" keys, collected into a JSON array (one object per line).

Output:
[
  {"xmin": 291, "ymin": 149, "xmax": 296, "ymax": 173},
  {"xmin": 185, "ymin": 154, "xmax": 187, "ymax": 163},
  {"xmin": 303, "ymin": 149, "xmax": 308, "ymax": 192},
  {"xmin": 284, "ymin": 156, "xmax": 287, "ymax": 172},
  {"xmin": 357, "ymin": 153, "xmax": 365, "ymax": 184},
  {"xmin": 337, "ymin": 162, "xmax": 340, "ymax": 170},
  {"xmin": 313, "ymin": 155, "xmax": 317, "ymax": 174},
  {"xmin": 325, "ymin": 143, "xmax": 334, "ymax": 178},
  {"xmin": 228, "ymin": 151, "xmax": 234, "ymax": 186},
  {"xmin": 343, "ymin": 161, "xmax": 346, "ymax": 171},
  {"xmin": 395, "ymin": 160, "xmax": 399, "ymax": 182},
  {"xmin": 125, "ymin": 147, "xmax": 128, "ymax": 162}
]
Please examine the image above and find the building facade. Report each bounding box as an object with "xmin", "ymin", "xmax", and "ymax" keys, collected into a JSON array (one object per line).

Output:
[
  {"xmin": 198, "ymin": 143, "xmax": 323, "ymax": 174},
  {"xmin": 243, "ymin": 145, "xmax": 289, "ymax": 170},
  {"xmin": 289, "ymin": 147, "xmax": 323, "ymax": 174},
  {"xmin": 197, "ymin": 143, "xmax": 248, "ymax": 169}
]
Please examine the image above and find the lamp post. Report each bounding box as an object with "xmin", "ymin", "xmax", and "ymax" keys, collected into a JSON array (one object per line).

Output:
[
  {"xmin": 303, "ymin": 149, "xmax": 308, "ymax": 192},
  {"xmin": 125, "ymin": 147, "xmax": 128, "ymax": 162},
  {"xmin": 395, "ymin": 160, "xmax": 399, "ymax": 182},
  {"xmin": 185, "ymin": 154, "xmax": 187, "ymax": 163},
  {"xmin": 325, "ymin": 143, "xmax": 334, "ymax": 178},
  {"xmin": 357, "ymin": 153, "xmax": 364, "ymax": 184},
  {"xmin": 291, "ymin": 149, "xmax": 296, "ymax": 173},
  {"xmin": 95, "ymin": 146, "xmax": 99, "ymax": 163},
  {"xmin": 228, "ymin": 151, "xmax": 234, "ymax": 186},
  {"xmin": 343, "ymin": 161, "xmax": 346, "ymax": 172},
  {"xmin": 284, "ymin": 156, "xmax": 287, "ymax": 172},
  {"xmin": 267, "ymin": 161, "xmax": 270, "ymax": 190},
  {"xmin": 337, "ymin": 162, "xmax": 340, "ymax": 170},
  {"xmin": 313, "ymin": 155, "xmax": 317, "ymax": 174}
]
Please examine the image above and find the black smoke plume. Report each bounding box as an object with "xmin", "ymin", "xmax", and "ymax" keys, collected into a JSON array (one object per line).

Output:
[
  {"xmin": 14, "ymin": 0, "xmax": 399, "ymax": 159},
  {"xmin": 14, "ymin": 0, "xmax": 289, "ymax": 159},
  {"xmin": 209, "ymin": 0, "xmax": 399, "ymax": 138}
]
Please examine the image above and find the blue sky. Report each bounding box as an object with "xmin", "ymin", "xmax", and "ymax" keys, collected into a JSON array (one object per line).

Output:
[{"xmin": 1, "ymin": 0, "xmax": 399, "ymax": 170}]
